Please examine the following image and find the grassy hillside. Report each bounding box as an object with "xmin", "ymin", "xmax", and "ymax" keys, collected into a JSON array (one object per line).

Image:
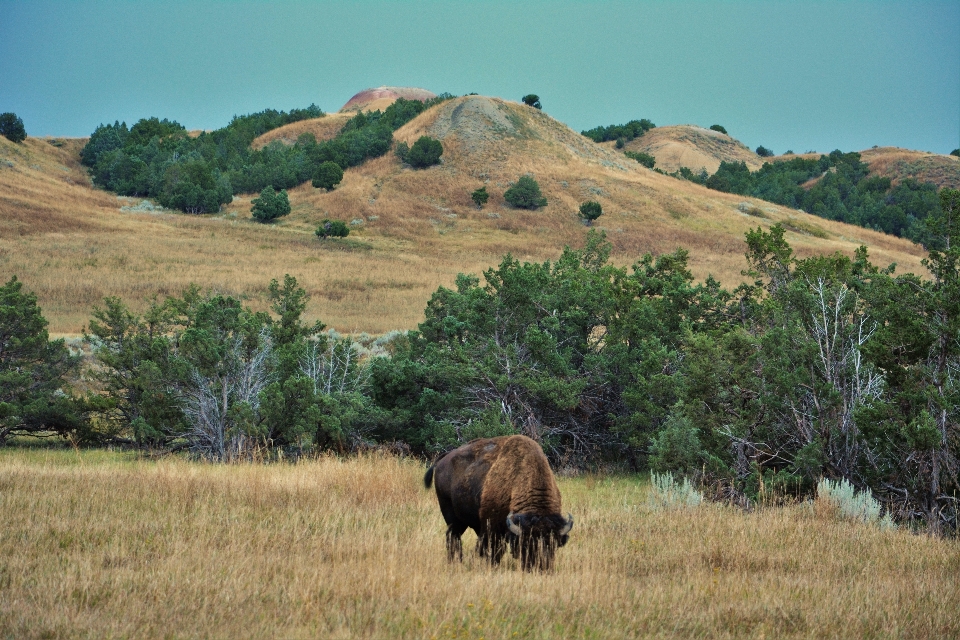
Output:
[
  {"xmin": 250, "ymin": 112, "xmax": 352, "ymax": 149},
  {"xmin": 628, "ymin": 127, "xmax": 960, "ymax": 192},
  {"xmin": 860, "ymin": 146, "xmax": 960, "ymax": 189},
  {"xmin": 1, "ymin": 449, "xmax": 956, "ymax": 639},
  {"xmin": 625, "ymin": 124, "xmax": 765, "ymax": 174},
  {"xmin": 0, "ymin": 97, "xmax": 927, "ymax": 336}
]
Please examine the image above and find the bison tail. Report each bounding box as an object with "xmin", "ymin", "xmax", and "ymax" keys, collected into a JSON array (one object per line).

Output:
[{"xmin": 423, "ymin": 465, "xmax": 435, "ymax": 489}]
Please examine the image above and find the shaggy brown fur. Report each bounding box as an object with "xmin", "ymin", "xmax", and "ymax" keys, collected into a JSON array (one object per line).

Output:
[{"xmin": 424, "ymin": 435, "xmax": 573, "ymax": 571}]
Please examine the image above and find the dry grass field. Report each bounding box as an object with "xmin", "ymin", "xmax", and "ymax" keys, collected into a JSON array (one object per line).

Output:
[
  {"xmin": 0, "ymin": 448, "xmax": 957, "ymax": 639},
  {"xmin": 0, "ymin": 97, "xmax": 929, "ymax": 337}
]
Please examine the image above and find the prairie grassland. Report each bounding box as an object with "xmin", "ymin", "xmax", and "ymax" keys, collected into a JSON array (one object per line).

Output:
[
  {"xmin": 0, "ymin": 106, "xmax": 928, "ymax": 337},
  {"xmin": 0, "ymin": 449, "xmax": 957, "ymax": 639}
]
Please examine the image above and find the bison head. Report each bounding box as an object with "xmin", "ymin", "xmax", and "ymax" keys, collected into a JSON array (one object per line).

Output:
[{"xmin": 505, "ymin": 512, "xmax": 573, "ymax": 571}]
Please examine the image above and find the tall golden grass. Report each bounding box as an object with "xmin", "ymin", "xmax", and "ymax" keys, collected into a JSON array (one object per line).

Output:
[
  {"xmin": 0, "ymin": 104, "xmax": 929, "ymax": 337},
  {"xmin": 0, "ymin": 448, "xmax": 956, "ymax": 639}
]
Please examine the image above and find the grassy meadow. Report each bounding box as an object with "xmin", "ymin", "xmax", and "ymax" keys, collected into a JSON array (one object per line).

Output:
[{"xmin": 1, "ymin": 448, "xmax": 957, "ymax": 639}]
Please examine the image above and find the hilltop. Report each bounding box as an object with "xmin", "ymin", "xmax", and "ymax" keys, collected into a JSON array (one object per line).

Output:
[
  {"xmin": 340, "ymin": 86, "xmax": 437, "ymax": 112},
  {"xmin": 0, "ymin": 95, "xmax": 928, "ymax": 335}
]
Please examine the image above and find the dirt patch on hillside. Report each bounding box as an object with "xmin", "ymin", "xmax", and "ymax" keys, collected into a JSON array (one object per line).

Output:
[{"xmin": 628, "ymin": 125, "xmax": 764, "ymax": 174}]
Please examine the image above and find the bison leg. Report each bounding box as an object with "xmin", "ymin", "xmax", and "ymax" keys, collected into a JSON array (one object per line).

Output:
[
  {"xmin": 445, "ymin": 523, "xmax": 466, "ymax": 562},
  {"xmin": 476, "ymin": 530, "xmax": 507, "ymax": 565}
]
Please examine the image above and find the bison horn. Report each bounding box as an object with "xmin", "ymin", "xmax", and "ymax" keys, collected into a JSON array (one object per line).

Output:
[
  {"xmin": 506, "ymin": 512, "xmax": 522, "ymax": 536},
  {"xmin": 559, "ymin": 513, "xmax": 574, "ymax": 536}
]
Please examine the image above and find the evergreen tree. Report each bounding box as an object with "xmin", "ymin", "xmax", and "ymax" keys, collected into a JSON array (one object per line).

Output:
[
  {"xmin": 407, "ymin": 136, "xmax": 443, "ymax": 168},
  {"xmin": 316, "ymin": 219, "xmax": 350, "ymax": 238},
  {"xmin": 471, "ymin": 186, "xmax": 489, "ymax": 209},
  {"xmin": 0, "ymin": 276, "xmax": 80, "ymax": 443},
  {"xmin": 504, "ymin": 176, "xmax": 547, "ymax": 210},
  {"xmin": 579, "ymin": 201, "xmax": 603, "ymax": 225},
  {"xmin": 312, "ymin": 161, "xmax": 344, "ymax": 190},
  {"xmin": 251, "ymin": 186, "xmax": 291, "ymax": 222},
  {"xmin": 0, "ymin": 112, "xmax": 27, "ymax": 143},
  {"xmin": 521, "ymin": 94, "xmax": 542, "ymax": 109}
]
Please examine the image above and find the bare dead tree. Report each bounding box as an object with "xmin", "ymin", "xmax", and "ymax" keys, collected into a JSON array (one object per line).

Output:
[
  {"xmin": 793, "ymin": 279, "xmax": 883, "ymax": 479},
  {"xmin": 300, "ymin": 337, "xmax": 369, "ymax": 396},
  {"xmin": 180, "ymin": 331, "xmax": 273, "ymax": 461}
]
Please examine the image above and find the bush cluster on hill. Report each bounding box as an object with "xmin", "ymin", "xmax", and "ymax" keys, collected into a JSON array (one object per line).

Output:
[
  {"xmin": 11, "ymin": 190, "xmax": 959, "ymax": 532},
  {"xmin": 625, "ymin": 150, "xmax": 655, "ymax": 169},
  {"xmin": 703, "ymin": 151, "xmax": 944, "ymax": 246},
  {"xmin": 581, "ymin": 118, "xmax": 655, "ymax": 146},
  {"xmin": 81, "ymin": 95, "xmax": 454, "ymax": 213}
]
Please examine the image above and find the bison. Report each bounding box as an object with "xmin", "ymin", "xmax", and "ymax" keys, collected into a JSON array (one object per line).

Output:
[{"xmin": 423, "ymin": 435, "xmax": 573, "ymax": 571}]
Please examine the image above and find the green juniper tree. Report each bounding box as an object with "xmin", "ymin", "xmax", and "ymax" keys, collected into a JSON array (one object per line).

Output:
[
  {"xmin": 0, "ymin": 276, "xmax": 80, "ymax": 443},
  {"xmin": 312, "ymin": 161, "xmax": 344, "ymax": 190},
  {"xmin": 316, "ymin": 219, "xmax": 350, "ymax": 238},
  {"xmin": 0, "ymin": 112, "xmax": 27, "ymax": 143},
  {"xmin": 251, "ymin": 186, "xmax": 291, "ymax": 222},
  {"xmin": 407, "ymin": 136, "xmax": 443, "ymax": 168},
  {"xmin": 504, "ymin": 176, "xmax": 547, "ymax": 210},
  {"xmin": 471, "ymin": 186, "xmax": 489, "ymax": 209},
  {"xmin": 579, "ymin": 201, "xmax": 602, "ymax": 225}
]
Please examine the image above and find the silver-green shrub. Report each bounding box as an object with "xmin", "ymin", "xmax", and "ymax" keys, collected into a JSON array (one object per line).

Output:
[
  {"xmin": 817, "ymin": 478, "xmax": 895, "ymax": 530},
  {"xmin": 648, "ymin": 472, "xmax": 703, "ymax": 510}
]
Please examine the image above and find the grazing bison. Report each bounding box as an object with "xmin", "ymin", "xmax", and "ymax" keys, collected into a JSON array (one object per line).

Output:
[{"xmin": 423, "ymin": 435, "xmax": 573, "ymax": 571}]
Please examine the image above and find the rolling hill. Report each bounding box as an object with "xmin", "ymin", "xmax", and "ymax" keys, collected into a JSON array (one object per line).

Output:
[
  {"xmin": 0, "ymin": 94, "xmax": 929, "ymax": 336},
  {"xmin": 624, "ymin": 124, "xmax": 765, "ymax": 174},
  {"xmin": 630, "ymin": 125, "xmax": 960, "ymax": 191}
]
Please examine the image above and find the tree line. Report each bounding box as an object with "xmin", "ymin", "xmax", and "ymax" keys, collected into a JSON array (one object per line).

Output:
[
  {"xmin": 3, "ymin": 188, "xmax": 959, "ymax": 533},
  {"xmin": 81, "ymin": 95, "xmax": 453, "ymax": 213}
]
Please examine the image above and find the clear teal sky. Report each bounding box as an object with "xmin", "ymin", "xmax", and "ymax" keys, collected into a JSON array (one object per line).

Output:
[{"xmin": 1, "ymin": 1, "xmax": 957, "ymax": 154}]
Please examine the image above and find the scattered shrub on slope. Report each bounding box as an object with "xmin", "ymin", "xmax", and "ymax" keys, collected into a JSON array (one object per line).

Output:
[
  {"xmin": 504, "ymin": 175, "xmax": 547, "ymax": 209},
  {"xmin": 406, "ymin": 136, "xmax": 443, "ymax": 168}
]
